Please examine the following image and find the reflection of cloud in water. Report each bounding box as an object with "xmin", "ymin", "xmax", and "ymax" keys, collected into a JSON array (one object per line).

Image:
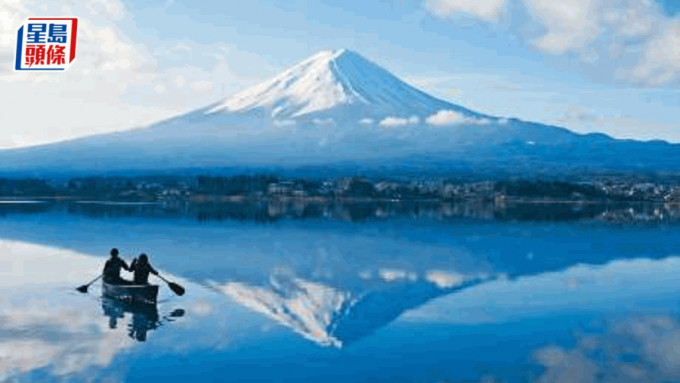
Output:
[
  {"xmin": 0, "ymin": 240, "xmax": 99, "ymax": 287},
  {"xmin": 534, "ymin": 346, "xmax": 598, "ymax": 383},
  {"xmin": 618, "ymin": 316, "xmax": 680, "ymax": 378},
  {"xmin": 0, "ymin": 239, "xmax": 189, "ymax": 381},
  {"xmin": 0, "ymin": 241, "xmax": 135, "ymax": 379},
  {"xmin": 405, "ymin": 257, "xmax": 680, "ymax": 324},
  {"xmin": 532, "ymin": 315, "xmax": 680, "ymax": 383},
  {"xmin": 425, "ymin": 270, "xmax": 492, "ymax": 288},
  {"xmin": 190, "ymin": 300, "xmax": 215, "ymax": 317},
  {"xmin": 0, "ymin": 292, "xmax": 134, "ymax": 381},
  {"xmin": 378, "ymin": 268, "xmax": 417, "ymax": 282}
]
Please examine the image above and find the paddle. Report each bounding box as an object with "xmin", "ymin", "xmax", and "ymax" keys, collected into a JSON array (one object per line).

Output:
[
  {"xmin": 76, "ymin": 274, "xmax": 103, "ymax": 293},
  {"xmin": 156, "ymin": 273, "xmax": 185, "ymax": 296}
]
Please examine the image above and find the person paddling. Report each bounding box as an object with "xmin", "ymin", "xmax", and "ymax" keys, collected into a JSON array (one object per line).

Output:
[
  {"xmin": 103, "ymin": 248, "xmax": 132, "ymax": 285},
  {"xmin": 130, "ymin": 253, "xmax": 159, "ymax": 285},
  {"xmin": 79, "ymin": 249, "xmax": 184, "ymax": 295}
]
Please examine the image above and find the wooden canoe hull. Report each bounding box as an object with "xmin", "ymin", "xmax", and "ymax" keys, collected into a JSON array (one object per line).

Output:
[{"xmin": 103, "ymin": 282, "xmax": 159, "ymax": 304}]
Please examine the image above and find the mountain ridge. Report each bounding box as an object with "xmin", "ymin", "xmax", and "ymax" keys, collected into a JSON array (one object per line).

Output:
[{"xmin": 0, "ymin": 48, "xmax": 678, "ymax": 177}]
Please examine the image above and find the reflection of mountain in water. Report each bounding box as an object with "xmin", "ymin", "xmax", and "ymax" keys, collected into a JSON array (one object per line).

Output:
[
  {"xmin": 1, "ymin": 202, "xmax": 679, "ymax": 350},
  {"xmin": 216, "ymin": 276, "xmax": 351, "ymax": 347},
  {"xmin": 213, "ymin": 271, "xmax": 491, "ymax": 347}
]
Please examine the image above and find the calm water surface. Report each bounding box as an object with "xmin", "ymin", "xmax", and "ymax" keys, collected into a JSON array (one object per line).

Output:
[{"xmin": 2, "ymin": 201, "xmax": 680, "ymax": 382}]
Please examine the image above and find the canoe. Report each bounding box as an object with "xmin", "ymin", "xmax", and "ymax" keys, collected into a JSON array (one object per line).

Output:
[{"xmin": 102, "ymin": 281, "xmax": 159, "ymax": 305}]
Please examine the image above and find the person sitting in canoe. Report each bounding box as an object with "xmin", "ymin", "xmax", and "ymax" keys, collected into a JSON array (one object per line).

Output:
[
  {"xmin": 103, "ymin": 248, "xmax": 133, "ymax": 285},
  {"xmin": 130, "ymin": 253, "xmax": 159, "ymax": 285}
]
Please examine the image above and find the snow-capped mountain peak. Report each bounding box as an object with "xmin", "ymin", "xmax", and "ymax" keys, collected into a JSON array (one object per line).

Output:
[
  {"xmin": 4, "ymin": 48, "xmax": 678, "ymax": 177},
  {"xmin": 208, "ymin": 49, "xmax": 469, "ymax": 119}
]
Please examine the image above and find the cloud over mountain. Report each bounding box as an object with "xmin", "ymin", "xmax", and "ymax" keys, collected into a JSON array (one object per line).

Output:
[{"xmin": 424, "ymin": 0, "xmax": 680, "ymax": 86}]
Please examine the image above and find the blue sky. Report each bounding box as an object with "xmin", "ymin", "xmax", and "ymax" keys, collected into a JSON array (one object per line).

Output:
[
  {"xmin": 659, "ymin": 0, "xmax": 680, "ymax": 15},
  {"xmin": 0, "ymin": 0, "xmax": 678, "ymax": 148}
]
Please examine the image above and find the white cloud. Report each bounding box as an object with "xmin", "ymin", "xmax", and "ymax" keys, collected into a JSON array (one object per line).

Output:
[
  {"xmin": 631, "ymin": 21, "xmax": 680, "ymax": 86},
  {"xmin": 166, "ymin": 42, "xmax": 192, "ymax": 54},
  {"xmin": 359, "ymin": 118, "xmax": 374, "ymax": 125},
  {"xmin": 0, "ymin": 0, "xmax": 273, "ymax": 149},
  {"xmin": 190, "ymin": 80, "xmax": 213, "ymax": 92},
  {"xmin": 425, "ymin": 109, "xmax": 489, "ymax": 126},
  {"xmin": 378, "ymin": 115, "xmax": 420, "ymax": 127},
  {"xmin": 523, "ymin": 0, "xmax": 600, "ymax": 55},
  {"xmin": 424, "ymin": 0, "xmax": 680, "ymax": 86},
  {"xmin": 86, "ymin": 0, "xmax": 125, "ymax": 19},
  {"xmin": 312, "ymin": 117, "xmax": 335, "ymax": 126},
  {"xmin": 425, "ymin": 0, "xmax": 507, "ymax": 22},
  {"xmin": 379, "ymin": 117, "xmax": 409, "ymax": 127},
  {"xmin": 0, "ymin": 0, "xmax": 163, "ymax": 148},
  {"xmin": 425, "ymin": 109, "xmax": 466, "ymax": 125},
  {"xmin": 273, "ymin": 119, "xmax": 297, "ymax": 127},
  {"xmin": 175, "ymin": 75, "xmax": 186, "ymax": 88}
]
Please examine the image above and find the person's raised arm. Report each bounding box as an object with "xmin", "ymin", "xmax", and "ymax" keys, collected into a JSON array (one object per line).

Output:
[{"xmin": 121, "ymin": 258, "xmax": 131, "ymax": 271}]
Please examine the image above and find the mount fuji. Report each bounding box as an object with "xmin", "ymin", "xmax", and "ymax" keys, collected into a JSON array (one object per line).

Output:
[{"xmin": 2, "ymin": 49, "xmax": 679, "ymax": 177}]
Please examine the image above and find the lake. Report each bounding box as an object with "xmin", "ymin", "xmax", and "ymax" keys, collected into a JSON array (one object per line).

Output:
[{"xmin": 2, "ymin": 200, "xmax": 680, "ymax": 382}]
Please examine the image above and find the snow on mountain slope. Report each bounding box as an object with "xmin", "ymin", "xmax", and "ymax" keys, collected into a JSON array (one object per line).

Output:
[
  {"xmin": 206, "ymin": 49, "xmax": 475, "ymax": 121},
  {"xmin": 209, "ymin": 50, "xmax": 355, "ymax": 118}
]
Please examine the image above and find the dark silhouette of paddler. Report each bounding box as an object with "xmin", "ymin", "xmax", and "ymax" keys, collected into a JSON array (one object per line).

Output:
[
  {"xmin": 103, "ymin": 248, "xmax": 132, "ymax": 285},
  {"xmin": 130, "ymin": 253, "xmax": 159, "ymax": 284}
]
